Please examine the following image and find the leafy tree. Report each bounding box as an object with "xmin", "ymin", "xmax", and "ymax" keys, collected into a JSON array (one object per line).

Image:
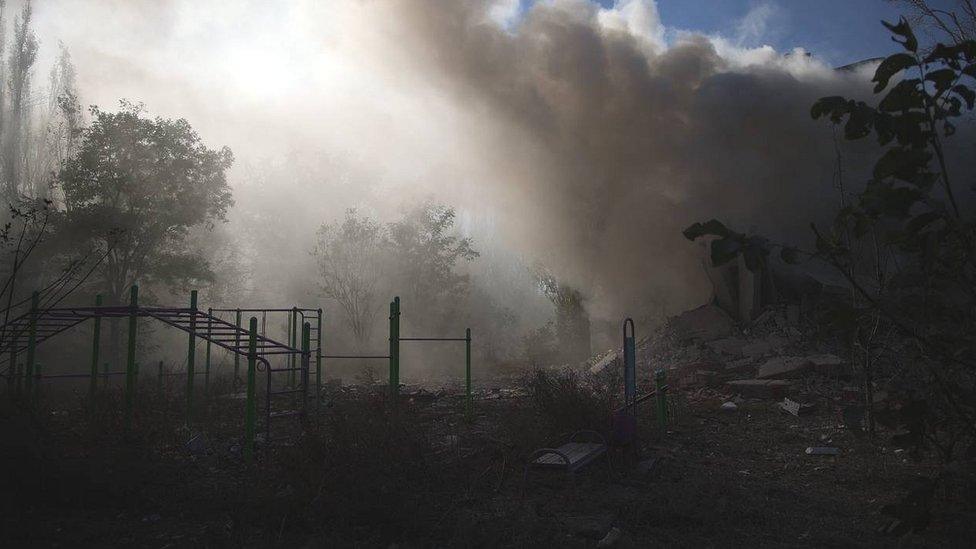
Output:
[
  {"xmin": 685, "ymin": 19, "xmax": 976, "ymax": 465},
  {"xmin": 314, "ymin": 202, "xmax": 478, "ymax": 353},
  {"xmin": 387, "ymin": 202, "xmax": 478, "ymax": 308},
  {"xmin": 314, "ymin": 209, "xmax": 386, "ymax": 351},
  {"xmin": 534, "ymin": 266, "xmax": 591, "ymax": 364},
  {"xmin": 57, "ymin": 101, "xmax": 234, "ymax": 305}
]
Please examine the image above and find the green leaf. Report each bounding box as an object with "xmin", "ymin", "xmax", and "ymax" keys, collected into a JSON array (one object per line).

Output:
[
  {"xmin": 879, "ymin": 79, "xmax": 923, "ymax": 112},
  {"xmin": 810, "ymin": 96, "xmax": 850, "ymax": 121},
  {"xmin": 882, "ymin": 18, "xmax": 918, "ymax": 53},
  {"xmin": 873, "ymin": 53, "xmax": 916, "ymax": 93},
  {"xmin": 844, "ymin": 102, "xmax": 878, "ymax": 139},
  {"xmin": 872, "ymin": 147, "xmax": 931, "ymax": 183},
  {"xmin": 682, "ymin": 219, "xmax": 732, "ymax": 241},
  {"xmin": 952, "ymin": 84, "xmax": 975, "ymax": 109},
  {"xmin": 925, "ymin": 68, "xmax": 956, "ymax": 93}
]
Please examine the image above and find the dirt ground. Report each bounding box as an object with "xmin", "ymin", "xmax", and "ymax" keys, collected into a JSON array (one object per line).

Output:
[{"xmin": 0, "ymin": 375, "xmax": 972, "ymax": 548}]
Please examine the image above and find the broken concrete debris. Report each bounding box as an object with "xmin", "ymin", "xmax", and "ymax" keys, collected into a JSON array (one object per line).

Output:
[
  {"xmin": 669, "ymin": 304, "xmax": 735, "ymax": 342},
  {"xmin": 805, "ymin": 447, "xmax": 840, "ymax": 456},
  {"xmin": 757, "ymin": 356, "xmax": 813, "ymax": 379},
  {"xmin": 725, "ymin": 379, "xmax": 793, "ymax": 399},
  {"xmin": 590, "ymin": 349, "xmax": 619, "ymax": 374},
  {"xmin": 720, "ymin": 401, "xmax": 738, "ymax": 412}
]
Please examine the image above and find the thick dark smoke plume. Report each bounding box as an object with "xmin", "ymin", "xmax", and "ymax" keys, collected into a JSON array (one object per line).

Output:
[{"xmin": 34, "ymin": 0, "xmax": 888, "ymax": 321}]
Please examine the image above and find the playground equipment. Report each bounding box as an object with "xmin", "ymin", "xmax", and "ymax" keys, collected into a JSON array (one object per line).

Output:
[
  {"xmin": 0, "ymin": 286, "xmax": 309, "ymax": 463},
  {"xmin": 322, "ymin": 296, "xmax": 473, "ymax": 416},
  {"xmin": 0, "ymin": 287, "xmax": 474, "ymax": 462},
  {"xmin": 613, "ymin": 318, "xmax": 669, "ymax": 439}
]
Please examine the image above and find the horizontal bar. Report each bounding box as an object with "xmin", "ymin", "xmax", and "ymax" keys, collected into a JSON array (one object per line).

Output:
[
  {"xmin": 269, "ymin": 389, "xmax": 305, "ymax": 396},
  {"xmin": 269, "ymin": 410, "xmax": 303, "ymax": 419},
  {"xmin": 322, "ymin": 355, "xmax": 390, "ymax": 359},
  {"xmin": 37, "ymin": 373, "xmax": 94, "ymax": 379},
  {"xmin": 399, "ymin": 337, "xmax": 467, "ymax": 342},
  {"xmin": 210, "ymin": 308, "xmax": 319, "ymax": 313}
]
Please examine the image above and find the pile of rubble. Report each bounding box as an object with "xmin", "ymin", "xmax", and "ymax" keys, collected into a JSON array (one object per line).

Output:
[
  {"xmin": 590, "ymin": 302, "xmax": 850, "ymax": 402},
  {"xmin": 663, "ymin": 303, "xmax": 849, "ymax": 399}
]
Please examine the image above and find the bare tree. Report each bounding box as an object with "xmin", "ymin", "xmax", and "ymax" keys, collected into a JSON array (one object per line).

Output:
[
  {"xmin": 890, "ymin": 0, "xmax": 976, "ymax": 45},
  {"xmin": 314, "ymin": 209, "xmax": 386, "ymax": 351}
]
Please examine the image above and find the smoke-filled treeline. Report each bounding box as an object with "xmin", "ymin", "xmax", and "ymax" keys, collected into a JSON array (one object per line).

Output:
[{"xmin": 4, "ymin": 0, "xmax": 975, "ymax": 378}]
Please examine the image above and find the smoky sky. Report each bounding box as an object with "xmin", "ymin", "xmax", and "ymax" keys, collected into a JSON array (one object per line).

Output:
[{"xmin": 32, "ymin": 0, "xmax": 901, "ymax": 319}]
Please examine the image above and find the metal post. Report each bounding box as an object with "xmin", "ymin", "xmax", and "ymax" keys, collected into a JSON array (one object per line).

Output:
[
  {"xmin": 624, "ymin": 319, "xmax": 636, "ymax": 411},
  {"xmin": 393, "ymin": 297, "xmax": 400, "ymax": 390},
  {"xmin": 234, "ymin": 309, "xmax": 242, "ymax": 386},
  {"xmin": 316, "ymin": 309, "xmax": 322, "ymax": 409},
  {"xmin": 7, "ymin": 349, "xmax": 15, "ymax": 392},
  {"xmin": 90, "ymin": 294, "xmax": 102, "ymax": 398},
  {"xmin": 125, "ymin": 285, "xmax": 138, "ymax": 430},
  {"xmin": 157, "ymin": 360, "xmax": 164, "ymax": 398},
  {"xmin": 186, "ymin": 290, "xmax": 197, "ymax": 425},
  {"xmin": 103, "ymin": 362, "xmax": 108, "ymax": 382},
  {"xmin": 290, "ymin": 308, "xmax": 298, "ymax": 387},
  {"xmin": 302, "ymin": 322, "xmax": 310, "ymax": 415},
  {"xmin": 655, "ymin": 369, "xmax": 667, "ymax": 432},
  {"xmin": 244, "ymin": 316, "xmax": 257, "ymax": 464},
  {"xmin": 465, "ymin": 327, "xmax": 472, "ymax": 420},
  {"xmin": 24, "ymin": 291, "xmax": 37, "ymax": 395},
  {"xmin": 205, "ymin": 307, "xmax": 212, "ymax": 395},
  {"xmin": 33, "ymin": 363, "xmax": 41, "ymax": 402},
  {"xmin": 389, "ymin": 300, "xmax": 395, "ymax": 397}
]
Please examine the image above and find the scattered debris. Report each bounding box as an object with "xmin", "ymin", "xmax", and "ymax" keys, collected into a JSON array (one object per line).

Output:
[
  {"xmin": 185, "ymin": 434, "xmax": 207, "ymax": 456},
  {"xmin": 757, "ymin": 356, "xmax": 813, "ymax": 379},
  {"xmin": 725, "ymin": 379, "xmax": 792, "ymax": 399},
  {"xmin": 597, "ymin": 527, "xmax": 623, "ymax": 548},
  {"xmin": 670, "ymin": 304, "xmax": 735, "ymax": 342},
  {"xmin": 806, "ymin": 354, "xmax": 847, "ymax": 376},
  {"xmin": 779, "ymin": 397, "xmax": 814, "ymax": 416},
  {"xmin": 805, "ymin": 447, "xmax": 840, "ymax": 456},
  {"xmin": 590, "ymin": 350, "xmax": 619, "ymax": 374},
  {"xmin": 720, "ymin": 401, "xmax": 738, "ymax": 412}
]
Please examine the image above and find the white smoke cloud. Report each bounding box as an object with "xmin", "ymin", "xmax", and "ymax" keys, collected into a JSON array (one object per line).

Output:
[{"xmin": 28, "ymin": 0, "xmax": 894, "ymax": 321}]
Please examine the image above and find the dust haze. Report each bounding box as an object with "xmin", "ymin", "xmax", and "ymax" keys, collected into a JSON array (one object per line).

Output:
[{"xmin": 31, "ymin": 0, "xmax": 890, "ymax": 351}]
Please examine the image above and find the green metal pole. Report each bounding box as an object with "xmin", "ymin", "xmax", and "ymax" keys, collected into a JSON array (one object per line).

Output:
[
  {"xmin": 389, "ymin": 300, "xmax": 395, "ymax": 397},
  {"xmin": 205, "ymin": 307, "xmax": 212, "ymax": 395},
  {"xmin": 90, "ymin": 294, "xmax": 102, "ymax": 398},
  {"xmin": 33, "ymin": 363, "xmax": 41, "ymax": 402},
  {"xmin": 302, "ymin": 322, "xmax": 310, "ymax": 415},
  {"xmin": 7, "ymin": 349, "xmax": 15, "ymax": 392},
  {"xmin": 124, "ymin": 285, "xmax": 138, "ymax": 431},
  {"xmin": 234, "ymin": 309, "xmax": 242, "ymax": 386},
  {"xmin": 186, "ymin": 290, "xmax": 197, "ymax": 425},
  {"xmin": 655, "ymin": 369, "xmax": 667, "ymax": 433},
  {"xmin": 244, "ymin": 316, "xmax": 257, "ymax": 464},
  {"xmin": 290, "ymin": 308, "xmax": 297, "ymax": 387},
  {"xmin": 316, "ymin": 309, "xmax": 322, "ymax": 409},
  {"xmin": 465, "ymin": 327, "xmax": 472, "ymax": 419},
  {"xmin": 24, "ymin": 291, "xmax": 37, "ymax": 395},
  {"xmin": 394, "ymin": 297, "xmax": 400, "ymax": 390}
]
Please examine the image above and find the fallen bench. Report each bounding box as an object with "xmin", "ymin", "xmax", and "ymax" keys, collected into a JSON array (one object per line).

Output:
[{"xmin": 522, "ymin": 430, "xmax": 612, "ymax": 494}]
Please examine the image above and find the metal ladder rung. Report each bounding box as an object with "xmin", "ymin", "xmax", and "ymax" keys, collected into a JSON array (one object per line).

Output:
[
  {"xmin": 269, "ymin": 389, "xmax": 305, "ymax": 396},
  {"xmin": 269, "ymin": 410, "xmax": 303, "ymax": 419}
]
